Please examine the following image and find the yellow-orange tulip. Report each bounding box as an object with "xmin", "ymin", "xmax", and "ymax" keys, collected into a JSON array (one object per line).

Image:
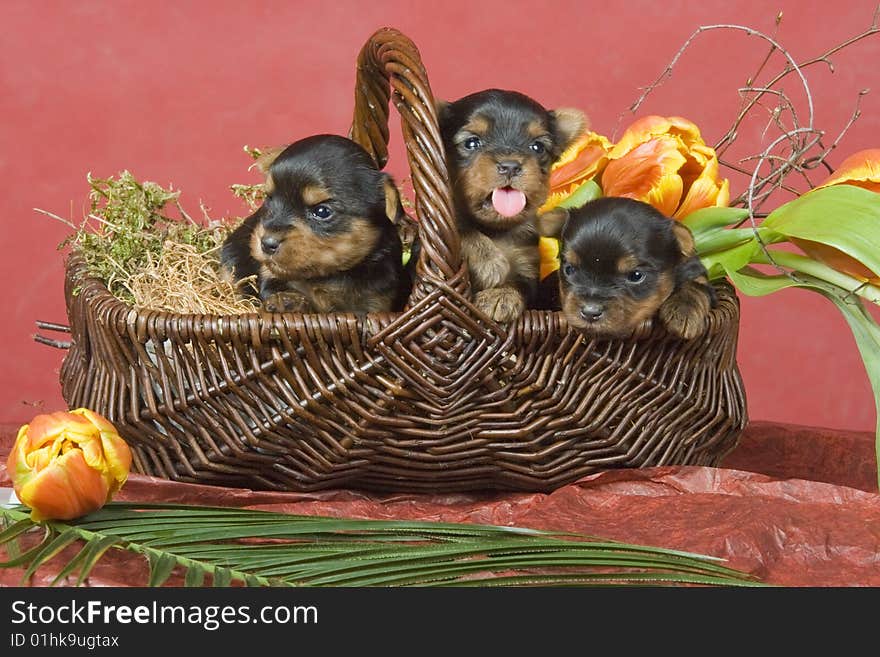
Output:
[
  {"xmin": 6, "ymin": 409, "xmax": 132, "ymax": 521},
  {"xmin": 541, "ymin": 132, "xmax": 612, "ymax": 212},
  {"xmin": 539, "ymin": 235, "xmax": 560, "ymax": 281},
  {"xmin": 793, "ymin": 148, "xmax": 880, "ymax": 284},
  {"xmin": 601, "ymin": 115, "xmax": 729, "ymax": 219}
]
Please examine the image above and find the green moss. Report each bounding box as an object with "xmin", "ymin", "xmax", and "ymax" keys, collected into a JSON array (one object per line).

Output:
[{"xmin": 63, "ymin": 171, "xmax": 230, "ymax": 302}]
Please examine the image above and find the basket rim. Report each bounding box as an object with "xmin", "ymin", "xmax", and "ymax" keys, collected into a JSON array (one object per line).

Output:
[{"xmin": 64, "ymin": 249, "xmax": 740, "ymax": 341}]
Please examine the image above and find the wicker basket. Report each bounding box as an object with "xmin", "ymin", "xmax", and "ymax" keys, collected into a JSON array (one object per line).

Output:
[{"xmin": 58, "ymin": 28, "xmax": 748, "ymax": 493}]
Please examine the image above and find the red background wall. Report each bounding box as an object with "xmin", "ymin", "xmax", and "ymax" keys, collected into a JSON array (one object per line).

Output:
[{"xmin": 2, "ymin": 0, "xmax": 878, "ymax": 431}]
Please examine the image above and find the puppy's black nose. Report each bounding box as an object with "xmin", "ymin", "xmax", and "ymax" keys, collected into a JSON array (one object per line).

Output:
[
  {"xmin": 496, "ymin": 160, "xmax": 522, "ymax": 177},
  {"xmin": 261, "ymin": 236, "xmax": 281, "ymax": 255},
  {"xmin": 580, "ymin": 303, "xmax": 605, "ymax": 322}
]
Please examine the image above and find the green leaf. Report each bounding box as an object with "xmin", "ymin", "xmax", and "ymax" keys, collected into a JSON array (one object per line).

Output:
[
  {"xmin": 184, "ymin": 564, "xmax": 207, "ymax": 587},
  {"xmin": 1, "ymin": 504, "xmax": 761, "ymax": 588},
  {"xmin": 212, "ymin": 567, "xmax": 233, "ymax": 587},
  {"xmin": 0, "ymin": 518, "xmax": 36, "ymax": 545},
  {"xmin": 0, "ymin": 529, "xmax": 53, "ymax": 569},
  {"xmin": 50, "ymin": 543, "xmax": 94, "ymax": 587},
  {"xmin": 819, "ymin": 291, "xmax": 880, "ymax": 492},
  {"xmin": 750, "ymin": 249, "xmax": 880, "ymax": 306},
  {"xmin": 558, "ymin": 179, "xmax": 602, "ymax": 209},
  {"xmin": 724, "ymin": 266, "xmax": 799, "ymax": 296},
  {"xmin": 723, "ymin": 264, "xmax": 880, "ymax": 490},
  {"xmin": 681, "ymin": 206, "xmax": 750, "ymax": 232},
  {"xmin": 701, "ymin": 240, "xmax": 762, "ymax": 281},
  {"xmin": 147, "ymin": 552, "xmax": 179, "ymax": 587},
  {"xmin": 74, "ymin": 535, "xmax": 120, "ymax": 586},
  {"xmin": 22, "ymin": 529, "xmax": 81, "ymax": 582},
  {"xmin": 763, "ymin": 185, "xmax": 880, "ymax": 278},
  {"xmin": 694, "ymin": 228, "xmax": 761, "ymax": 257}
]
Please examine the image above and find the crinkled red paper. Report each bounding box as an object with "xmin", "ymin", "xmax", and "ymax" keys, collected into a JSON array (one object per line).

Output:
[{"xmin": 2, "ymin": 421, "xmax": 878, "ymax": 587}]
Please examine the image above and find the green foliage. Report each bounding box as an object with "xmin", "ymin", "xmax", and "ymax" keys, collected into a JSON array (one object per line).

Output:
[
  {"xmin": 762, "ymin": 185, "xmax": 880, "ymax": 277},
  {"xmin": 558, "ymin": 178, "xmax": 602, "ymax": 209},
  {"xmin": 0, "ymin": 503, "xmax": 762, "ymax": 587},
  {"xmin": 63, "ymin": 171, "xmax": 230, "ymax": 303},
  {"xmin": 693, "ymin": 183, "xmax": 880, "ymax": 488}
]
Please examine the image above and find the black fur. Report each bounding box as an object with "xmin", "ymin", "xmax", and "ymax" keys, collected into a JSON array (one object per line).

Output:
[
  {"xmin": 220, "ymin": 135, "xmax": 410, "ymax": 313},
  {"xmin": 538, "ymin": 197, "xmax": 715, "ymax": 337}
]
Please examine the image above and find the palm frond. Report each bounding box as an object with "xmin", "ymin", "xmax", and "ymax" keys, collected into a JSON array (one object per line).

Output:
[{"xmin": 0, "ymin": 503, "xmax": 762, "ymax": 587}]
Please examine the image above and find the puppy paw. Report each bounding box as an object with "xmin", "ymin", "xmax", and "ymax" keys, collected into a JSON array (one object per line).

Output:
[
  {"xmin": 658, "ymin": 283, "xmax": 712, "ymax": 340},
  {"xmin": 630, "ymin": 317, "xmax": 654, "ymax": 340},
  {"xmin": 475, "ymin": 287, "xmax": 525, "ymax": 323},
  {"xmin": 463, "ymin": 232, "xmax": 509, "ymax": 288},
  {"xmin": 263, "ymin": 291, "xmax": 311, "ymax": 313}
]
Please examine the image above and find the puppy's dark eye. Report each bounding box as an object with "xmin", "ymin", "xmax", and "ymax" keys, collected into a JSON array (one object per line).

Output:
[
  {"xmin": 463, "ymin": 136, "xmax": 482, "ymax": 151},
  {"xmin": 627, "ymin": 270, "xmax": 645, "ymax": 283},
  {"xmin": 312, "ymin": 205, "xmax": 333, "ymax": 219},
  {"xmin": 562, "ymin": 263, "xmax": 575, "ymax": 278},
  {"xmin": 530, "ymin": 141, "xmax": 546, "ymax": 155}
]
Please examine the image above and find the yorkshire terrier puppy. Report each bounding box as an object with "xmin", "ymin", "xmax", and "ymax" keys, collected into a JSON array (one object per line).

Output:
[
  {"xmin": 438, "ymin": 89, "xmax": 586, "ymax": 322},
  {"xmin": 221, "ymin": 134, "xmax": 409, "ymax": 314},
  {"xmin": 536, "ymin": 197, "xmax": 716, "ymax": 339}
]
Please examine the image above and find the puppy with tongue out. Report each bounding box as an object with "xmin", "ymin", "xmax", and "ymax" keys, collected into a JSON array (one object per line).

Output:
[{"xmin": 438, "ymin": 89, "xmax": 585, "ymax": 322}]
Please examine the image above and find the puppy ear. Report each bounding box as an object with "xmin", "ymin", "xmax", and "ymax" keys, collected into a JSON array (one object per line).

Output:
[
  {"xmin": 382, "ymin": 175, "xmax": 405, "ymax": 224},
  {"xmin": 536, "ymin": 208, "xmax": 569, "ymax": 238},
  {"xmin": 435, "ymin": 99, "xmax": 451, "ymax": 126},
  {"xmin": 671, "ymin": 222, "xmax": 697, "ymax": 257},
  {"xmin": 550, "ymin": 108, "xmax": 588, "ymax": 151}
]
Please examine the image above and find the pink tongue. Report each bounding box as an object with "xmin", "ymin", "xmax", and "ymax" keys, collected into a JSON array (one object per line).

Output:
[{"xmin": 491, "ymin": 187, "xmax": 527, "ymax": 217}]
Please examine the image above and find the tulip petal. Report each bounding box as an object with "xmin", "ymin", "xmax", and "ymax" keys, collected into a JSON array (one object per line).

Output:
[
  {"xmin": 792, "ymin": 237, "xmax": 880, "ymax": 284},
  {"xmin": 24, "ymin": 412, "xmax": 94, "ymax": 450},
  {"xmin": 6, "ymin": 426, "xmax": 32, "ymax": 487},
  {"xmin": 717, "ymin": 178, "xmax": 730, "ymax": 208},
  {"xmin": 674, "ymin": 154, "xmax": 729, "ymax": 219},
  {"xmin": 18, "ymin": 450, "xmax": 110, "ymax": 522},
  {"xmin": 602, "ymin": 137, "xmax": 687, "ymax": 215},
  {"xmin": 609, "ymin": 116, "xmax": 703, "ymax": 159},
  {"xmin": 100, "ymin": 432, "xmax": 133, "ymax": 492},
  {"xmin": 539, "ymin": 237, "xmax": 560, "ymax": 280},
  {"xmin": 645, "ymin": 174, "xmax": 685, "ymax": 218},
  {"xmin": 73, "ymin": 407, "xmax": 119, "ymax": 434},
  {"xmin": 549, "ymin": 132, "xmax": 612, "ymax": 190},
  {"xmin": 817, "ymin": 148, "xmax": 880, "ymax": 192}
]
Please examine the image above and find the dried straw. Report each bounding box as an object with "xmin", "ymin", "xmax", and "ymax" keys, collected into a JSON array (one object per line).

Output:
[{"xmin": 127, "ymin": 240, "xmax": 259, "ymax": 314}]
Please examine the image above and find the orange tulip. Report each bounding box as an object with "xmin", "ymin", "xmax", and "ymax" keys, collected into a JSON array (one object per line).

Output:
[
  {"xmin": 601, "ymin": 116, "xmax": 729, "ymax": 219},
  {"xmin": 6, "ymin": 409, "xmax": 132, "ymax": 521},
  {"xmin": 793, "ymin": 149, "xmax": 880, "ymax": 284},
  {"xmin": 816, "ymin": 148, "xmax": 880, "ymax": 194},
  {"xmin": 541, "ymin": 132, "xmax": 612, "ymax": 212}
]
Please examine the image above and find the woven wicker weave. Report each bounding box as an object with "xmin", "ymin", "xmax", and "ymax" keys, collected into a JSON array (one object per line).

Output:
[{"xmin": 58, "ymin": 28, "xmax": 748, "ymax": 493}]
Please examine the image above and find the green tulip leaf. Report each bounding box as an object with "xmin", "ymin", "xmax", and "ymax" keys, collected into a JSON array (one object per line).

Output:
[
  {"xmin": 694, "ymin": 228, "xmax": 761, "ymax": 257},
  {"xmin": 701, "ymin": 240, "xmax": 762, "ymax": 281},
  {"xmin": 558, "ymin": 179, "xmax": 602, "ymax": 209},
  {"xmin": 724, "ymin": 266, "xmax": 799, "ymax": 296},
  {"xmin": 823, "ymin": 292, "xmax": 880, "ymax": 489},
  {"xmin": 723, "ymin": 264, "xmax": 880, "ymax": 489},
  {"xmin": 763, "ymin": 185, "xmax": 880, "ymax": 277},
  {"xmin": 681, "ymin": 206, "xmax": 750, "ymax": 232}
]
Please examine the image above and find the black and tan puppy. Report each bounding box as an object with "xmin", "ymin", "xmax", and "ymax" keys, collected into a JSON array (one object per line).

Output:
[
  {"xmin": 537, "ymin": 197, "xmax": 716, "ymax": 339},
  {"xmin": 438, "ymin": 89, "xmax": 585, "ymax": 322},
  {"xmin": 220, "ymin": 134, "xmax": 409, "ymax": 314}
]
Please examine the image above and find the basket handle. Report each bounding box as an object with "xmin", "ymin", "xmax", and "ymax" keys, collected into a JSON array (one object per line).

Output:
[{"xmin": 349, "ymin": 28, "xmax": 468, "ymax": 306}]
